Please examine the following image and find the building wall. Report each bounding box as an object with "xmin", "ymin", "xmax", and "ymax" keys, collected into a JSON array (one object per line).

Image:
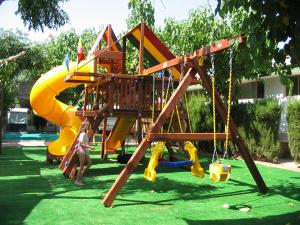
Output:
[
  {"xmin": 278, "ymin": 95, "xmax": 300, "ymax": 142},
  {"xmin": 264, "ymin": 77, "xmax": 286, "ymax": 99},
  {"xmin": 239, "ymin": 82, "xmax": 257, "ymax": 99}
]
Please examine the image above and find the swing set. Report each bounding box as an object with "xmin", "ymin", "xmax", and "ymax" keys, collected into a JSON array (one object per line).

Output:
[
  {"xmin": 59, "ymin": 23, "xmax": 267, "ymax": 207},
  {"xmin": 144, "ymin": 67, "xmax": 205, "ymax": 182},
  {"xmin": 144, "ymin": 48, "xmax": 234, "ymax": 183}
]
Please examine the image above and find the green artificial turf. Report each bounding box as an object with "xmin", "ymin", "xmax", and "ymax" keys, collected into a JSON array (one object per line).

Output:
[{"xmin": 0, "ymin": 146, "xmax": 299, "ymax": 225}]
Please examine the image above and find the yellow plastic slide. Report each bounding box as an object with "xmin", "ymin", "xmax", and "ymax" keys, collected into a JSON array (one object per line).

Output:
[
  {"xmin": 106, "ymin": 118, "xmax": 136, "ymax": 150},
  {"xmin": 30, "ymin": 60, "xmax": 92, "ymax": 156},
  {"xmin": 30, "ymin": 59, "xmax": 137, "ymax": 156}
]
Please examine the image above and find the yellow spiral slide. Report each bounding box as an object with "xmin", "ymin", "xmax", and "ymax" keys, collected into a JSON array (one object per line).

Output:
[{"xmin": 30, "ymin": 61, "xmax": 92, "ymax": 156}]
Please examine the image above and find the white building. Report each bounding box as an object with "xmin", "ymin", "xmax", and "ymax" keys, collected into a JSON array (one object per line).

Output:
[{"xmin": 238, "ymin": 68, "xmax": 300, "ymax": 144}]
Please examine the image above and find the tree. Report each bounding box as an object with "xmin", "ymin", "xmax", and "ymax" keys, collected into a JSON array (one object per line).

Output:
[
  {"xmin": 0, "ymin": 29, "xmax": 29, "ymax": 112},
  {"xmin": 15, "ymin": 0, "xmax": 70, "ymax": 31},
  {"xmin": 157, "ymin": 6, "xmax": 243, "ymax": 98},
  {"xmin": 126, "ymin": 0, "xmax": 155, "ymax": 73},
  {"xmin": 0, "ymin": 29, "xmax": 28, "ymax": 153},
  {"xmin": 45, "ymin": 28, "xmax": 97, "ymax": 106},
  {"xmin": 216, "ymin": 0, "xmax": 300, "ymax": 88},
  {"xmin": 127, "ymin": 0, "xmax": 155, "ymax": 30}
]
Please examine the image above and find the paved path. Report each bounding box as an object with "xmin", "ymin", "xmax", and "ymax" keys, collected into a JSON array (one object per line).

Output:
[{"xmin": 2, "ymin": 140, "xmax": 49, "ymax": 147}]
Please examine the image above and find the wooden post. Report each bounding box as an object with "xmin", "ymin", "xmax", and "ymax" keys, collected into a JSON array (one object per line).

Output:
[
  {"xmin": 102, "ymin": 68, "xmax": 194, "ymax": 207},
  {"xmin": 137, "ymin": 80, "xmax": 143, "ymax": 143},
  {"xmin": 192, "ymin": 58, "xmax": 267, "ymax": 194},
  {"xmin": 83, "ymin": 87, "xmax": 88, "ymax": 112},
  {"xmin": 122, "ymin": 37, "xmax": 127, "ymax": 74},
  {"xmin": 138, "ymin": 23, "xmax": 145, "ymax": 74},
  {"xmin": 107, "ymin": 24, "xmax": 112, "ymax": 49},
  {"xmin": 107, "ymin": 24, "xmax": 113, "ymax": 73},
  {"xmin": 101, "ymin": 116, "xmax": 108, "ymax": 159}
]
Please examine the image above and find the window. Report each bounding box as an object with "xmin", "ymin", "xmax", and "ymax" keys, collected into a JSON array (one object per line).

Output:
[
  {"xmin": 286, "ymin": 75, "xmax": 300, "ymax": 96},
  {"xmin": 257, "ymin": 81, "xmax": 265, "ymax": 98}
]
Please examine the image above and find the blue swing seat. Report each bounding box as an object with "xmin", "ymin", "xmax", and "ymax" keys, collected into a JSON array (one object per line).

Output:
[{"xmin": 159, "ymin": 160, "xmax": 193, "ymax": 167}]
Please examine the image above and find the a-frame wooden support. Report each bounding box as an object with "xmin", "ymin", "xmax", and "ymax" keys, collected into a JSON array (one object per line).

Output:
[{"xmin": 102, "ymin": 59, "xmax": 267, "ymax": 207}]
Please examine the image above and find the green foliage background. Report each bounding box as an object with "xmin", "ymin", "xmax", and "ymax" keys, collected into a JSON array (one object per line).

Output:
[
  {"xmin": 186, "ymin": 93, "xmax": 282, "ymax": 162},
  {"xmin": 287, "ymin": 99, "xmax": 300, "ymax": 161},
  {"xmin": 232, "ymin": 99, "xmax": 282, "ymax": 161}
]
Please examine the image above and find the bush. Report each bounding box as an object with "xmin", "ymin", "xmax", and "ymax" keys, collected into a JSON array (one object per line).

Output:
[
  {"xmin": 232, "ymin": 99, "xmax": 281, "ymax": 161},
  {"xmin": 187, "ymin": 95, "xmax": 281, "ymax": 161},
  {"xmin": 186, "ymin": 93, "xmax": 229, "ymax": 153},
  {"xmin": 186, "ymin": 94, "xmax": 212, "ymax": 132},
  {"xmin": 287, "ymin": 99, "xmax": 300, "ymax": 162},
  {"xmin": 186, "ymin": 94, "xmax": 212, "ymax": 151}
]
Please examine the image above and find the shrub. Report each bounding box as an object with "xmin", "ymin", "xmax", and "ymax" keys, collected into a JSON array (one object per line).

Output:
[
  {"xmin": 186, "ymin": 93, "xmax": 218, "ymax": 152},
  {"xmin": 186, "ymin": 93, "xmax": 231, "ymax": 153},
  {"xmin": 287, "ymin": 99, "xmax": 300, "ymax": 162},
  {"xmin": 187, "ymin": 95, "xmax": 281, "ymax": 161},
  {"xmin": 232, "ymin": 99, "xmax": 281, "ymax": 161},
  {"xmin": 186, "ymin": 94, "xmax": 212, "ymax": 132}
]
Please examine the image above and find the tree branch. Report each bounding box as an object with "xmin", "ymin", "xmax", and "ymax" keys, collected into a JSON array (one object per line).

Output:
[{"xmin": 0, "ymin": 51, "xmax": 26, "ymax": 65}]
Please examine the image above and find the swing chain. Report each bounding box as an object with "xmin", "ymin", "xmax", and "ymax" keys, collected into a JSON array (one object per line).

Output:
[
  {"xmin": 211, "ymin": 54, "xmax": 218, "ymax": 163},
  {"xmin": 223, "ymin": 48, "xmax": 233, "ymax": 159},
  {"xmin": 151, "ymin": 73, "xmax": 155, "ymax": 125}
]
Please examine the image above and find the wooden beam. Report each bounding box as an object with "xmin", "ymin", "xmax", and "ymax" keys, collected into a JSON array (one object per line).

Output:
[
  {"xmin": 122, "ymin": 37, "xmax": 127, "ymax": 74},
  {"xmin": 192, "ymin": 58, "xmax": 267, "ymax": 194},
  {"xmin": 143, "ymin": 37, "xmax": 243, "ymax": 75},
  {"xmin": 75, "ymin": 111, "xmax": 98, "ymax": 117},
  {"xmin": 64, "ymin": 79, "xmax": 97, "ymax": 84},
  {"xmin": 143, "ymin": 56, "xmax": 184, "ymax": 75},
  {"xmin": 138, "ymin": 23, "xmax": 145, "ymax": 74},
  {"xmin": 101, "ymin": 116, "xmax": 108, "ymax": 159},
  {"xmin": 102, "ymin": 68, "xmax": 194, "ymax": 207},
  {"xmin": 148, "ymin": 133, "xmax": 231, "ymax": 141}
]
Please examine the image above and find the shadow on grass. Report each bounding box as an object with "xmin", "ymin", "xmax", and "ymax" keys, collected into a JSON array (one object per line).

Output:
[
  {"xmin": 0, "ymin": 147, "xmax": 47, "ymax": 177},
  {"xmin": 1, "ymin": 146, "xmax": 299, "ymax": 225},
  {"xmin": 0, "ymin": 146, "xmax": 89, "ymax": 225},
  {"xmin": 182, "ymin": 211, "xmax": 300, "ymax": 225}
]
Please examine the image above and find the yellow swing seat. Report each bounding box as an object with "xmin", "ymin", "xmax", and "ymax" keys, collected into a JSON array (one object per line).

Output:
[
  {"xmin": 209, "ymin": 163, "xmax": 231, "ymax": 182},
  {"xmin": 144, "ymin": 142, "xmax": 164, "ymax": 182}
]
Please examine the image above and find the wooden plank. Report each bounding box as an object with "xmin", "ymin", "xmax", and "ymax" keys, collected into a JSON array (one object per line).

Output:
[
  {"xmin": 148, "ymin": 133, "xmax": 231, "ymax": 141},
  {"xmin": 94, "ymin": 49, "xmax": 123, "ymax": 60}
]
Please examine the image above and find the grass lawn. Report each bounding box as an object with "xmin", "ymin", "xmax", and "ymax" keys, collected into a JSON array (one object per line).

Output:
[{"xmin": 0, "ymin": 145, "xmax": 299, "ymax": 225}]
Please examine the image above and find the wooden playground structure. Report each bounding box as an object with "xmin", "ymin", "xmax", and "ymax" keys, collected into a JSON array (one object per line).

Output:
[{"xmin": 58, "ymin": 23, "xmax": 267, "ymax": 207}]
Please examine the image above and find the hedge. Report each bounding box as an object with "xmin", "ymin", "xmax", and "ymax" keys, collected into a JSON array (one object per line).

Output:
[
  {"xmin": 232, "ymin": 99, "xmax": 281, "ymax": 162},
  {"xmin": 287, "ymin": 99, "xmax": 300, "ymax": 162},
  {"xmin": 187, "ymin": 93, "xmax": 282, "ymax": 161}
]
